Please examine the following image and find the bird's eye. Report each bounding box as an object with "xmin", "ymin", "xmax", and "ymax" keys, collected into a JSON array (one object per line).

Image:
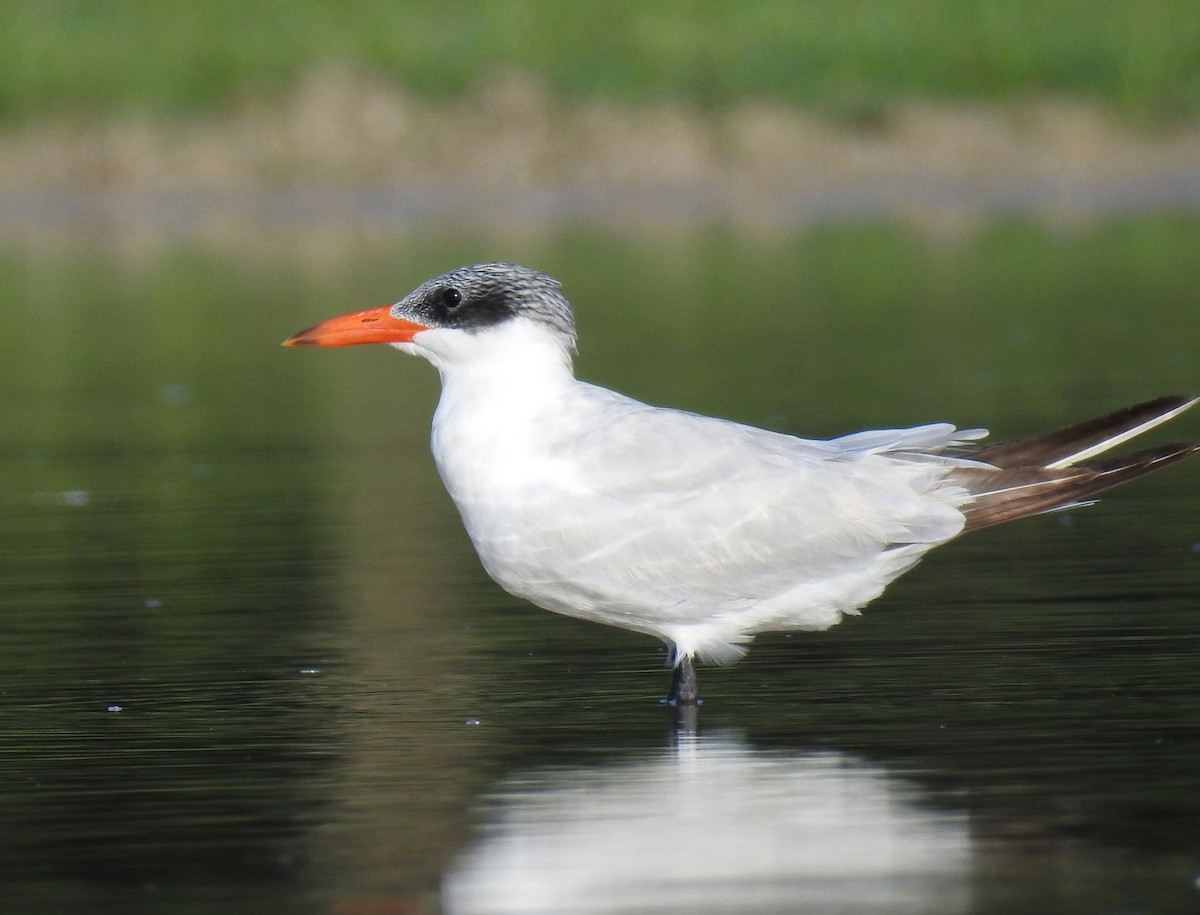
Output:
[{"xmin": 441, "ymin": 288, "xmax": 463, "ymax": 310}]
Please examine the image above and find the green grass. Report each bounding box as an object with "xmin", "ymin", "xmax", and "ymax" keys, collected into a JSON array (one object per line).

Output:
[{"xmin": 1, "ymin": 0, "xmax": 1199, "ymax": 124}]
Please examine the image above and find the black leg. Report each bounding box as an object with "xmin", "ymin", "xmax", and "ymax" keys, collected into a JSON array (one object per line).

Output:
[
  {"xmin": 668, "ymin": 654, "xmax": 699, "ymax": 706},
  {"xmin": 671, "ymin": 700, "xmax": 698, "ymax": 738}
]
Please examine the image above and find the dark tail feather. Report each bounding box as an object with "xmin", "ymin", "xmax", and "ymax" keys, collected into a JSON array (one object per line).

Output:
[{"xmin": 954, "ymin": 395, "xmax": 1199, "ymax": 534}]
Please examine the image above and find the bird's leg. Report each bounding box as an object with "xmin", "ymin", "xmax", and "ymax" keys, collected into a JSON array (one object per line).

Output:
[
  {"xmin": 671, "ymin": 701, "xmax": 699, "ymax": 738},
  {"xmin": 668, "ymin": 653, "xmax": 699, "ymax": 706}
]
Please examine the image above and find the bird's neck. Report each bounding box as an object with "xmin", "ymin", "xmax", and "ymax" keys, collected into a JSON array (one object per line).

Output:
[
  {"xmin": 427, "ymin": 322, "xmax": 580, "ymax": 492},
  {"xmin": 430, "ymin": 321, "xmax": 576, "ymax": 402}
]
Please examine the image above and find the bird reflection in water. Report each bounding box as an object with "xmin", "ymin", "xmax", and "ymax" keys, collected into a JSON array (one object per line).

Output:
[{"xmin": 441, "ymin": 732, "xmax": 971, "ymax": 914}]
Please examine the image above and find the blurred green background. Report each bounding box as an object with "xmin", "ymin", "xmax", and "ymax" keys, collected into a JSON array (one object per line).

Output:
[{"xmin": 1, "ymin": 0, "xmax": 1199, "ymax": 121}]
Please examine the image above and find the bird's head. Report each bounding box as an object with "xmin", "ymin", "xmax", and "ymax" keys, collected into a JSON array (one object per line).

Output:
[{"xmin": 283, "ymin": 263, "xmax": 577, "ymax": 365}]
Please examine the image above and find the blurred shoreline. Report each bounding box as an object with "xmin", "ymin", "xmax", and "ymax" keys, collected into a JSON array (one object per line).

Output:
[{"xmin": 2, "ymin": 69, "xmax": 1199, "ymax": 249}]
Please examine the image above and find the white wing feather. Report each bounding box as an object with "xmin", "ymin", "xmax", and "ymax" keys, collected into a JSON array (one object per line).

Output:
[{"xmin": 436, "ymin": 380, "xmax": 979, "ymax": 662}]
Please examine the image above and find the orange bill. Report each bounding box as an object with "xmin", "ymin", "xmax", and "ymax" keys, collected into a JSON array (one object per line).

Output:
[{"xmin": 283, "ymin": 305, "xmax": 429, "ymax": 347}]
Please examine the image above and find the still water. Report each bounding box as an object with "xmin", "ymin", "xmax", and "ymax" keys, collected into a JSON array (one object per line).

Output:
[{"xmin": 2, "ymin": 222, "xmax": 1200, "ymax": 913}]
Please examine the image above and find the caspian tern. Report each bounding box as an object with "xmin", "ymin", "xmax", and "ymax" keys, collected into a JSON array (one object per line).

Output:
[{"xmin": 285, "ymin": 263, "xmax": 1198, "ymax": 704}]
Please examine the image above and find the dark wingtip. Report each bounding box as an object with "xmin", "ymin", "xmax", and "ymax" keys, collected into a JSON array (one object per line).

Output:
[
  {"xmin": 961, "ymin": 439, "xmax": 1200, "ymax": 533},
  {"xmin": 970, "ymin": 394, "xmax": 1199, "ymax": 470}
]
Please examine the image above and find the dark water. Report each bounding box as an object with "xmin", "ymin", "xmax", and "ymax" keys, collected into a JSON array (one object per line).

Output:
[{"xmin": 2, "ymin": 222, "xmax": 1200, "ymax": 913}]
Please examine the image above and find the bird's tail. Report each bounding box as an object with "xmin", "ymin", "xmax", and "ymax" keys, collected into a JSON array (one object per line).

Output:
[{"xmin": 951, "ymin": 395, "xmax": 1199, "ymax": 533}]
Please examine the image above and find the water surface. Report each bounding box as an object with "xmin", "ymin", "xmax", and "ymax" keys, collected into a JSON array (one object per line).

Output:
[{"xmin": 1, "ymin": 222, "xmax": 1199, "ymax": 913}]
